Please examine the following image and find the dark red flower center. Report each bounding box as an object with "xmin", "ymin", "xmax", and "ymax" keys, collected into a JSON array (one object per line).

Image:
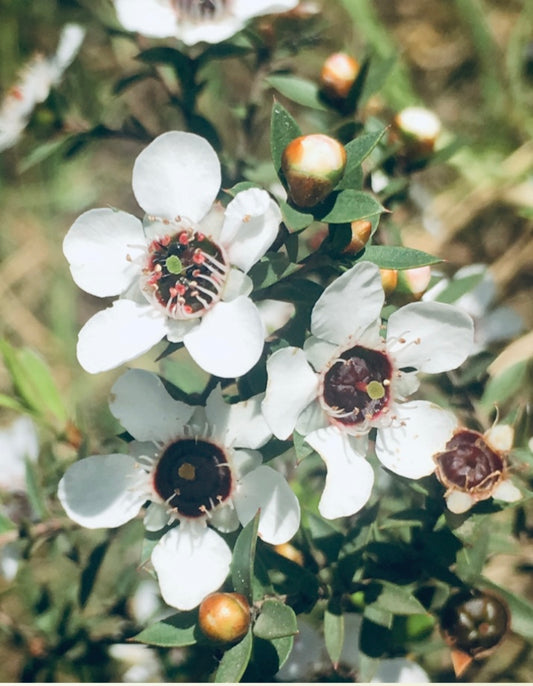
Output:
[
  {"xmin": 143, "ymin": 228, "xmax": 228, "ymax": 319},
  {"xmin": 434, "ymin": 429, "xmax": 504, "ymax": 493},
  {"xmin": 321, "ymin": 345, "xmax": 392, "ymax": 427},
  {"xmin": 153, "ymin": 438, "xmax": 233, "ymax": 518}
]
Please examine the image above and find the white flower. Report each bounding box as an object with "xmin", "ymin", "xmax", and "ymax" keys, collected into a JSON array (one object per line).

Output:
[
  {"xmin": 64, "ymin": 131, "xmax": 281, "ymax": 378},
  {"xmin": 0, "ymin": 415, "xmax": 39, "ymax": 492},
  {"xmin": 0, "ymin": 24, "xmax": 85, "ymax": 152},
  {"xmin": 423, "ymin": 264, "xmax": 523, "ymax": 354},
  {"xmin": 262, "ymin": 261, "xmax": 474, "ymax": 519},
  {"xmin": 432, "ymin": 422, "xmax": 521, "ymax": 514},
  {"xmin": 58, "ymin": 369, "xmax": 300, "ymax": 610},
  {"xmin": 113, "ymin": 0, "xmax": 298, "ymax": 46},
  {"xmin": 109, "ymin": 644, "xmax": 163, "ymax": 683}
]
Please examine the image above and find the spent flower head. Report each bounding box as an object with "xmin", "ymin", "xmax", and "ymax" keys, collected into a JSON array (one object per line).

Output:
[
  {"xmin": 64, "ymin": 131, "xmax": 283, "ymax": 377},
  {"xmin": 262, "ymin": 261, "xmax": 474, "ymax": 519},
  {"xmin": 58, "ymin": 369, "xmax": 300, "ymax": 609}
]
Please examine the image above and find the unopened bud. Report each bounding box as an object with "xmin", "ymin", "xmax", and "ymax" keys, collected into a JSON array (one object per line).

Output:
[
  {"xmin": 320, "ymin": 52, "xmax": 359, "ymax": 102},
  {"xmin": 198, "ymin": 592, "xmax": 251, "ymax": 645},
  {"xmin": 440, "ymin": 589, "xmax": 510, "ymax": 663},
  {"xmin": 392, "ymin": 106, "xmax": 441, "ymax": 160},
  {"xmin": 399, "ymin": 265, "xmax": 432, "ymax": 298},
  {"xmin": 274, "ymin": 542, "xmax": 305, "ymax": 566},
  {"xmin": 379, "ymin": 268, "xmax": 398, "ymax": 295},
  {"xmin": 342, "ymin": 219, "xmax": 372, "ymax": 254},
  {"xmin": 281, "ymin": 134, "xmax": 347, "ymax": 208}
]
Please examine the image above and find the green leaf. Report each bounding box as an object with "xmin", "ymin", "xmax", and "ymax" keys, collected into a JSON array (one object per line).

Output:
[
  {"xmin": 480, "ymin": 577, "xmax": 533, "ymax": 639},
  {"xmin": 253, "ymin": 599, "xmax": 298, "ymax": 640},
  {"xmin": 78, "ymin": 540, "xmax": 109, "ymax": 608},
  {"xmin": 362, "ymin": 245, "xmax": 442, "ymax": 269},
  {"xmin": 0, "ymin": 512, "xmax": 16, "ymax": 534},
  {"xmin": 434, "ymin": 272, "xmax": 485, "ymax": 304},
  {"xmin": 231, "ymin": 513, "xmax": 260, "ymax": 601},
  {"xmin": 135, "ymin": 46, "xmax": 190, "ymax": 71},
  {"xmin": 268, "ymin": 635, "xmax": 294, "ymax": 670},
  {"xmin": 225, "ymin": 181, "xmax": 259, "ymax": 196},
  {"xmin": 249, "ymin": 253, "xmax": 301, "ymax": 290},
  {"xmin": 214, "ymin": 630, "xmax": 253, "ymax": 683},
  {"xmin": 337, "ymin": 128, "xmax": 388, "ymax": 191},
  {"xmin": 270, "ymin": 102, "xmax": 301, "ymax": 177},
  {"xmin": 481, "ymin": 360, "xmax": 529, "ymax": 409},
  {"xmin": 266, "ymin": 74, "xmax": 328, "ymax": 111},
  {"xmin": 0, "ymin": 340, "xmax": 68, "ymax": 425},
  {"xmin": 25, "ymin": 457, "xmax": 46, "ymax": 520},
  {"xmin": 359, "ymin": 616, "xmax": 392, "ymax": 657},
  {"xmin": 455, "ymin": 517, "xmax": 491, "ymax": 584},
  {"xmin": 292, "ymin": 430, "xmax": 314, "ymax": 462},
  {"xmin": 317, "ymin": 190, "xmax": 384, "ymax": 224},
  {"xmin": 324, "ymin": 607, "xmax": 344, "ymax": 667},
  {"xmin": 370, "ymin": 581, "xmax": 428, "ymax": 616},
  {"xmin": 279, "ymin": 199, "xmax": 314, "ymax": 232},
  {"xmin": 160, "ymin": 349, "xmax": 210, "ymax": 398},
  {"xmin": 132, "ymin": 610, "xmax": 198, "ymax": 647},
  {"xmin": 0, "ymin": 393, "xmax": 29, "ymax": 413}
]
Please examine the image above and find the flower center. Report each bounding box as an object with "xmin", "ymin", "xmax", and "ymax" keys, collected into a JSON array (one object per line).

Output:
[
  {"xmin": 434, "ymin": 429, "xmax": 504, "ymax": 493},
  {"xmin": 143, "ymin": 227, "xmax": 229, "ymax": 319},
  {"xmin": 321, "ymin": 345, "xmax": 392, "ymax": 427},
  {"xmin": 153, "ymin": 438, "xmax": 233, "ymax": 518},
  {"xmin": 171, "ymin": 0, "xmax": 229, "ymax": 21}
]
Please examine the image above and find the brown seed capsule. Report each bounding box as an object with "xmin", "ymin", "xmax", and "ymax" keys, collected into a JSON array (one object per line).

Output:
[
  {"xmin": 320, "ymin": 52, "xmax": 360, "ymax": 102},
  {"xmin": 281, "ymin": 134, "xmax": 347, "ymax": 208},
  {"xmin": 440, "ymin": 589, "xmax": 510, "ymax": 661},
  {"xmin": 198, "ymin": 592, "xmax": 251, "ymax": 645}
]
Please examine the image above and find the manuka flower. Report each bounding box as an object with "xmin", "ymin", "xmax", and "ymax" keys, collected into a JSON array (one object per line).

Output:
[
  {"xmin": 58, "ymin": 369, "xmax": 300, "ymax": 610},
  {"xmin": 64, "ymin": 131, "xmax": 282, "ymax": 377},
  {"xmin": 113, "ymin": 0, "xmax": 298, "ymax": 46},
  {"xmin": 0, "ymin": 24, "xmax": 85, "ymax": 152},
  {"xmin": 262, "ymin": 261, "xmax": 474, "ymax": 519}
]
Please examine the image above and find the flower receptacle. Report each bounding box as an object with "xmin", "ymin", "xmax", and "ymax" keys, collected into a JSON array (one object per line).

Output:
[{"xmin": 198, "ymin": 592, "xmax": 251, "ymax": 644}]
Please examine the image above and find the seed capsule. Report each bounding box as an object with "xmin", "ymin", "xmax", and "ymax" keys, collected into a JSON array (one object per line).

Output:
[{"xmin": 198, "ymin": 592, "xmax": 251, "ymax": 644}]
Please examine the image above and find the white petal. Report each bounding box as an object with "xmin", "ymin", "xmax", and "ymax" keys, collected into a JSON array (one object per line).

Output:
[
  {"xmin": 132, "ymin": 131, "xmax": 221, "ymax": 223},
  {"xmin": 144, "ymin": 503, "xmax": 170, "ymax": 531},
  {"xmin": 0, "ymin": 416, "xmax": 39, "ymax": 492},
  {"xmin": 256, "ymin": 299, "xmax": 295, "ymax": 336},
  {"xmin": 375, "ymin": 401, "xmax": 457, "ymax": 478},
  {"xmin": 231, "ymin": 449, "xmax": 263, "ymax": 479},
  {"xmin": 53, "ymin": 23, "xmax": 85, "ymax": 73},
  {"xmin": 311, "ymin": 262, "xmax": 384, "ymax": 345},
  {"xmin": 175, "ymin": 16, "xmax": 244, "ymax": 46},
  {"xmin": 110, "ymin": 369, "xmax": 194, "ymax": 443},
  {"xmin": 303, "ymin": 335, "xmax": 337, "ymax": 371},
  {"xmin": 164, "ymin": 317, "xmax": 197, "ymax": 343},
  {"xmin": 395, "ymin": 370, "xmax": 420, "ymax": 399},
  {"xmin": 63, "ymin": 208, "xmax": 145, "ymax": 297},
  {"xmin": 446, "ymin": 490, "xmax": 475, "ymax": 514},
  {"xmin": 371, "ymin": 658, "xmax": 430, "ymax": 683},
  {"xmin": 209, "ymin": 504, "xmax": 240, "ymax": 533},
  {"xmin": 222, "ymin": 268, "xmax": 253, "ymax": 302},
  {"xmin": 114, "ymin": 0, "xmax": 177, "ymax": 37},
  {"xmin": 183, "ymin": 297, "xmax": 264, "ymax": 377},
  {"xmin": 205, "ymin": 386, "xmax": 271, "ymax": 449},
  {"xmin": 484, "ymin": 424, "xmax": 514, "ymax": 452},
  {"xmin": 221, "ymin": 189, "xmax": 281, "ymax": 273},
  {"xmin": 306, "ymin": 427, "xmax": 373, "ymax": 519},
  {"xmin": 295, "ymin": 400, "xmax": 329, "ymax": 436},
  {"xmin": 233, "ymin": 0, "xmax": 298, "ymax": 18},
  {"xmin": 151, "ymin": 522, "xmax": 232, "ymax": 610},
  {"xmin": 262, "ymin": 347, "xmax": 319, "ymax": 440},
  {"xmin": 492, "ymin": 479, "xmax": 521, "ymax": 503},
  {"xmin": 233, "ymin": 465, "xmax": 300, "ymax": 544},
  {"xmin": 76, "ymin": 300, "xmax": 167, "ymax": 374},
  {"xmin": 0, "ymin": 543, "xmax": 20, "ymax": 581},
  {"xmin": 387, "ymin": 301, "xmax": 474, "ymax": 373},
  {"xmin": 57, "ymin": 454, "xmax": 145, "ymax": 528}
]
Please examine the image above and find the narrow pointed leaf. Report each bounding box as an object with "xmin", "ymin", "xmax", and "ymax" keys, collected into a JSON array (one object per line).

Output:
[
  {"xmin": 253, "ymin": 599, "xmax": 298, "ymax": 640},
  {"xmin": 214, "ymin": 629, "xmax": 253, "ymax": 683},
  {"xmin": 231, "ymin": 512, "xmax": 260, "ymax": 601},
  {"xmin": 132, "ymin": 610, "xmax": 198, "ymax": 647}
]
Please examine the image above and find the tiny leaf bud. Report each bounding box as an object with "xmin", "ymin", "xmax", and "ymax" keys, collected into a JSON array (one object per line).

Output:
[
  {"xmin": 281, "ymin": 134, "xmax": 347, "ymax": 208},
  {"xmin": 198, "ymin": 592, "xmax": 251, "ymax": 645},
  {"xmin": 320, "ymin": 52, "xmax": 360, "ymax": 102}
]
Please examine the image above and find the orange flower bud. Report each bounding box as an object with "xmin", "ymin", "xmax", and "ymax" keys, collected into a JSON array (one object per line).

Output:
[
  {"xmin": 281, "ymin": 134, "xmax": 347, "ymax": 208},
  {"xmin": 392, "ymin": 106, "xmax": 441, "ymax": 160},
  {"xmin": 342, "ymin": 219, "xmax": 372, "ymax": 254},
  {"xmin": 320, "ymin": 52, "xmax": 360, "ymax": 102},
  {"xmin": 198, "ymin": 592, "xmax": 251, "ymax": 645},
  {"xmin": 379, "ymin": 268, "xmax": 398, "ymax": 295},
  {"xmin": 274, "ymin": 542, "xmax": 305, "ymax": 566},
  {"xmin": 400, "ymin": 265, "xmax": 432, "ymax": 298}
]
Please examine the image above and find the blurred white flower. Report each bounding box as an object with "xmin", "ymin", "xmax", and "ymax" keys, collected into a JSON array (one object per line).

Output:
[
  {"xmin": 423, "ymin": 264, "xmax": 523, "ymax": 354},
  {"xmin": 0, "ymin": 542, "xmax": 21, "ymax": 581},
  {"xmin": 64, "ymin": 131, "xmax": 282, "ymax": 377},
  {"xmin": 113, "ymin": 0, "xmax": 298, "ymax": 46},
  {"xmin": 109, "ymin": 644, "xmax": 163, "ymax": 682},
  {"xmin": 58, "ymin": 369, "xmax": 300, "ymax": 610},
  {"xmin": 0, "ymin": 24, "xmax": 85, "ymax": 152},
  {"xmin": 262, "ymin": 261, "xmax": 474, "ymax": 519},
  {"xmin": 276, "ymin": 618, "xmax": 329, "ymax": 681},
  {"xmin": 0, "ymin": 415, "xmax": 39, "ymax": 492}
]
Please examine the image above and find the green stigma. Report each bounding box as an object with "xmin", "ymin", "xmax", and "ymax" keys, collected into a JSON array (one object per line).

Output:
[
  {"xmin": 166, "ymin": 255, "xmax": 183, "ymax": 274},
  {"xmin": 367, "ymin": 380, "xmax": 385, "ymax": 400}
]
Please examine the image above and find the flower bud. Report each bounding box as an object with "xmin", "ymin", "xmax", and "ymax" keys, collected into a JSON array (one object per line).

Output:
[
  {"xmin": 320, "ymin": 52, "xmax": 359, "ymax": 102},
  {"xmin": 198, "ymin": 592, "xmax": 251, "ymax": 645},
  {"xmin": 399, "ymin": 265, "xmax": 432, "ymax": 298},
  {"xmin": 440, "ymin": 589, "xmax": 510, "ymax": 663},
  {"xmin": 281, "ymin": 134, "xmax": 347, "ymax": 208},
  {"xmin": 274, "ymin": 542, "xmax": 305, "ymax": 566},
  {"xmin": 392, "ymin": 106, "xmax": 441, "ymax": 161},
  {"xmin": 342, "ymin": 219, "xmax": 372, "ymax": 254},
  {"xmin": 379, "ymin": 268, "xmax": 398, "ymax": 295}
]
